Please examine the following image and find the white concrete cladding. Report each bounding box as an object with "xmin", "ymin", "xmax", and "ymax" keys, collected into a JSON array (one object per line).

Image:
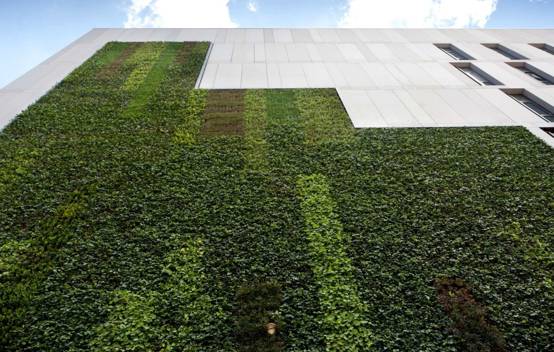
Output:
[{"xmin": 1, "ymin": 28, "xmax": 554, "ymax": 146}]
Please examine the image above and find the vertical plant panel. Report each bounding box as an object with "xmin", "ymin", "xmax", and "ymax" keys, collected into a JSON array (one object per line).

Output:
[{"xmin": 296, "ymin": 174, "xmax": 373, "ymax": 352}]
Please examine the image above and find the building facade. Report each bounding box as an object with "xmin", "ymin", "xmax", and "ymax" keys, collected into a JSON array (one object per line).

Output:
[{"xmin": 1, "ymin": 28, "xmax": 553, "ymax": 146}]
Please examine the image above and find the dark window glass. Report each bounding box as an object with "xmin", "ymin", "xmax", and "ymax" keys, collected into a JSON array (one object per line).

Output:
[
  {"xmin": 510, "ymin": 94, "xmax": 554, "ymax": 122},
  {"xmin": 436, "ymin": 45, "xmax": 472, "ymax": 60},
  {"xmin": 512, "ymin": 65, "xmax": 554, "ymax": 85},
  {"xmin": 456, "ymin": 66, "xmax": 498, "ymax": 86},
  {"xmin": 485, "ymin": 44, "xmax": 527, "ymax": 60}
]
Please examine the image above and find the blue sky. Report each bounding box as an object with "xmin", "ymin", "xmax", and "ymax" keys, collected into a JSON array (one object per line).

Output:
[{"xmin": 1, "ymin": 0, "xmax": 553, "ymax": 88}]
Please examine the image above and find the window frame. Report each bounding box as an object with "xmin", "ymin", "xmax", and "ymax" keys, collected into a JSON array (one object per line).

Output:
[
  {"xmin": 503, "ymin": 89, "xmax": 554, "ymax": 123},
  {"xmin": 434, "ymin": 44, "xmax": 474, "ymax": 61},
  {"xmin": 482, "ymin": 43, "xmax": 528, "ymax": 60},
  {"xmin": 529, "ymin": 43, "xmax": 554, "ymax": 55},
  {"xmin": 506, "ymin": 62, "xmax": 554, "ymax": 85},
  {"xmin": 451, "ymin": 62, "xmax": 502, "ymax": 86}
]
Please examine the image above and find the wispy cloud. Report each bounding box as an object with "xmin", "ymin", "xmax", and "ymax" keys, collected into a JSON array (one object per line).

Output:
[
  {"xmin": 339, "ymin": 0, "xmax": 498, "ymax": 28},
  {"xmin": 247, "ymin": 1, "xmax": 258, "ymax": 12},
  {"xmin": 124, "ymin": 0, "xmax": 237, "ymax": 28}
]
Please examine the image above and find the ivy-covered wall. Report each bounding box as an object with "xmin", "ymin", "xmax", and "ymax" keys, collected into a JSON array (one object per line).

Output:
[{"xmin": 0, "ymin": 42, "xmax": 553, "ymax": 351}]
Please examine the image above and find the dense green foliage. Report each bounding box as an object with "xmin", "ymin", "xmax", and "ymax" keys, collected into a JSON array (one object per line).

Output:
[{"xmin": 0, "ymin": 41, "xmax": 553, "ymax": 351}]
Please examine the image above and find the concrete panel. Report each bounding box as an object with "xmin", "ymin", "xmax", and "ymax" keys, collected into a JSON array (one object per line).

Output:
[
  {"xmin": 232, "ymin": 44, "xmax": 255, "ymax": 63},
  {"xmin": 214, "ymin": 29, "xmax": 228, "ymax": 43},
  {"xmin": 476, "ymin": 89, "xmax": 543, "ymax": 125},
  {"xmin": 242, "ymin": 63, "xmax": 268, "ymax": 88},
  {"xmin": 419, "ymin": 62, "xmax": 466, "ymax": 87},
  {"xmin": 316, "ymin": 44, "xmax": 345, "ymax": 62},
  {"xmin": 462, "ymin": 89, "xmax": 516, "ymax": 125},
  {"xmin": 473, "ymin": 62, "xmax": 529, "ymax": 87},
  {"xmin": 408, "ymin": 43, "xmax": 448, "ymax": 61},
  {"xmin": 396, "ymin": 63, "xmax": 440, "ymax": 86},
  {"xmin": 263, "ymin": 29, "xmax": 275, "ymax": 43},
  {"xmin": 254, "ymin": 44, "xmax": 266, "ymax": 62},
  {"xmin": 394, "ymin": 90, "xmax": 436, "ymax": 126},
  {"xmin": 245, "ymin": 29, "xmax": 264, "ymax": 43},
  {"xmin": 337, "ymin": 63, "xmax": 375, "ymax": 88},
  {"xmin": 213, "ymin": 63, "xmax": 242, "ymax": 88},
  {"xmin": 337, "ymin": 89, "xmax": 387, "ymax": 127},
  {"xmin": 361, "ymin": 63, "xmax": 401, "ymax": 87},
  {"xmin": 309, "ymin": 29, "xmax": 324, "ymax": 42},
  {"xmin": 199, "ymin": 63, "xmax": 218, "ymax": 89},
  {"xmin": 336, "ymin": 29, "xmax": 360, "ymax": 43},
  {"xmin": 407, "ymin": 89, "xmax": 466, "ymax": 126},
  {"xmin": 303, "ymin": 63, "xmax": 334, "ymax": 88},
  {"xmin": 338, "ymin": 44, "xmax": 366, "ymax": 62},
  {"xmin": 265, "ymin": 43, "xmax": 288, "ymax": 62},
  {"xmin": 324, "ymin": 63, "xmax": 349, "ymax": 87},
  {"xmin": 306, "ymin": 44, "xmax": 323, "ymax": 62},
  {"xmin": 210, "ymin": 44, "xmax": 234, "ymax": 63},
  {"xmin": 226, "ymin": 29, "xmax": 246, "ymax": 43},
  {"xmin": 367, "ymin": 90, "xmax": 420, "ymax": 127},
  {"xmin": 435, "ymin": 89, "xmax": 489, "ymax": 126},
  {"xmin": 317, "ymin": 29, "xmax": 341, "ymax": 43},
  {"xmin": 366, "ymin": 44, "xmax": 398, "ymax": 61},
  {"xmin": 278, "ymin": 63, "xmax": 307, "ymax": 88},
  {"xmin": 274, "ymin": 29, "xmax": 293, "ymax": 43},
  {"xmin": 291, "ymin": 29, "xmax": 314, "ymax": 43},
  {"xmin": 267, "ymin": 63, "xmax": 282, "ymax": 88},
  {"xmin": 285, "ymin": 44, "xmax": 311, "ymax": 62}
]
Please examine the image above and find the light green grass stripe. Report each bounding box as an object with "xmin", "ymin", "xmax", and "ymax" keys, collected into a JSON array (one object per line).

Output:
[
  {"xmin": 122, "ymin": 42, "xmax": 166, "ymax": 92},
  {"xmin": 173, "ymin": 89, "xmax": 208, "ymax": 145},
  {"xmin": 124, "ymin": 43, "xmax": 181, "ymax": 119},
  {"xmin": 297, "ymin": 174, "xmax": 373, "ymax": 352},
  {"xmin": 244, "ymin": 89, "xmax": 268, "ymax": 171},
  {"xmin": 161, "ymin": 238, "xmax": 225, "ymax": 351},
  {"xmin": 90, "ymin": 290, "xmax": 158, "ymax": 351},
  {"xmin": 295, "ymin": 89, "xmax": 354, "ymax": 144}
]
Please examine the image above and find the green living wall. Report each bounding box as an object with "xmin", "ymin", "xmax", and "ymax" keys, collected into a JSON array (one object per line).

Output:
[{"xmin": 0, "ymin": 42, "xmax": 553, "ymax": 351}]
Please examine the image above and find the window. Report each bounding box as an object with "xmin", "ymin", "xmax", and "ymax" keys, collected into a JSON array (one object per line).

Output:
[
  {"xmin": 542, "ymin": 128, "xmax": 554, "ymax": 138},
  {"xmin": 505, "ymin": 91, "xmax": 554, "ymax": 122},
  {"xmin": 507, "ymin": 63, "xmax": 554, "ymax": 85},
  {"xmin": 483, "ymin": 44, "xmax": 527, "ymax": 60},
  {"xmin": 529, "ymin": 43, "xmax": 554, "ymax": 55},
  {"xmin": 435, "ymin": 44, "xmax": 473, "ymax": 60},
  {"xmin": 452, "ymin": 63, "xmax": 501, "ymax": 86}
]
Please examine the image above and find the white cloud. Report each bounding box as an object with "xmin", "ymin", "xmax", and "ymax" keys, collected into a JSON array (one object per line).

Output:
[
  {"xmin": 339, "ymin": 0, "xmax": 498, "ymax": 28},
  {"xmin": 124, "ymin": 0, "xmax": 237, "ymax": 28},
  {"xmin": 247, "ymin": 1, "xmax": 257, "ymax": 12}
]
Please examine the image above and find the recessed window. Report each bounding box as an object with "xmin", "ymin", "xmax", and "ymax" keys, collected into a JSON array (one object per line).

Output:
[
  {"xmin": 452, "ymin": 63, "xmax": 501, "ymax": 86},
  {"xmin": 483, "ymin": 44, "xmax": 527, "ymax": 60},
  {"xmin": 504, "ymin": 90, "xmax": 554, "ymax": 122},
  {"xmin": 435, "ymin": 44, "xmax": 473, "ymax": 60},
  {"xmin": 541, "ymin": 127, "xmax": 554, "ymax": 138},
  {"xmin": 529, "ymin": 43, "xmax": 554, "ymax": 55},
  {"xmin": 507, "ymin": 62, "xmax": 554, "ymax": 85}
]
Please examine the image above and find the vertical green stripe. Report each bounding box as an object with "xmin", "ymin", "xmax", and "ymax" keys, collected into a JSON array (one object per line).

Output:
[
  {"xmin": 123, "ymin": 43, "xmax": 166, "ymax": 92},
  {"xmin": 173, "ymin": 89, "xmax": 208, "ymax": 145},
  {"xmin": 295, "ymin": 89, "xmax": 354, "ymax": 144},
  {"xmin": 243, "ymin": 90, "xmax": 268, "ymax": 171},
  {"xmin": 123, "ymin": 43, "xmax": 181, "ymax": 119},
  {"xmin": 296, "ymin": 174, "xmax": 373, "ymax": 352},
  {"xmin": 160, "ymin": 238, "xmax": 225, "ymax": 351},
  {"xmin": 89, "ymin": 290, "xmax": 158, "ymax": 351}
]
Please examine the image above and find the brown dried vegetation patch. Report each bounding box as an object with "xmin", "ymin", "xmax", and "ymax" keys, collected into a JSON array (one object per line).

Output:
[{"xmin": 201, "ymin": 90, "xmax": 245, "ymax": 136}]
